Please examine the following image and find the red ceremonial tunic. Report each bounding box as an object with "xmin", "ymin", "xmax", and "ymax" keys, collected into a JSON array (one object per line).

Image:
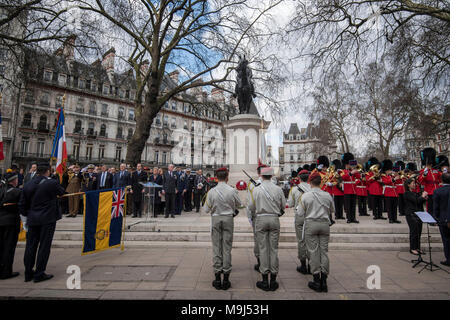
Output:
[
  {"xmin": 395, "ymin": 177, "xmax": 405, "ymax": 195},
  {"xmin": 417, "ymin": 168, "xmax": 442, "ymax": 195},
  {"xmin": 355, "ymin": 176, "xmax": 368, "ymax": 197},
  {"xmin": 382, "ymin": 175, "xmax": 398, "ymax": 197},
  {"xmin": 341, "ymin": 169, "xmax": 360, "ymax": 195},
  {"xmin": 367, "ymin": 171, "xmax": 383, "ymax": 196}
]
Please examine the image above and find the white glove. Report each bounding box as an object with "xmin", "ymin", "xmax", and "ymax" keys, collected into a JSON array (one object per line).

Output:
[
  {"xmin": 317, "ymin": 164, "xmax": 324, "ymax": 170},
  {"xmin": 327, "ymin": 182, "xmax": 333, "ymax": 187},
  {"xmin": 20, "ymin": 215, "xmax": 28, "ymax": 232},
  {"xmin": 424, "ymin": 168, "xmax": 429, "ymax": 176},
  {"xmin": 443, "ymin": 168, "xmax": 448, "ymax": 173}
]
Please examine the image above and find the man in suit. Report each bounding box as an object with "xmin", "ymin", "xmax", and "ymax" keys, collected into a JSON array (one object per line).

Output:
[
  {"xmin": 18, "ymin": 163, "xmax": 66, "ymax": 282},
  {"xmin": 162, "ymin": 164, "xmax": 177, "ymax": 218},
  {"xmin": 97, "ymin": 165, "xmax": 113, "ymax": 190},
  {"xmin": 433, "ymin": 172, "xmax": 450, "ymax": 266},
  {"xmin": 194, "ymin": 169, "xmax": 207, "ymax": 212},
  {"xmin": 114, "ymin": 163, "xmax": 131, "ymax": 188},
  {"xmin": 175, "ymin": 168, "xmax": 186, "ymax": 215},
  {"xmin": 131, "ymin": 163, "xmax": 148, "ymax": 218}
]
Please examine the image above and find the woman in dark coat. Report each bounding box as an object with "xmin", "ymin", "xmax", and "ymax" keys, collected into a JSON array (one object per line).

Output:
[
  {"xmin": 403, "ymin": 178, "xmax": 428, "ymax": 255},
  {"xmin": 149, "ymin": 167, "xmax": 163, "ymax": 216}
]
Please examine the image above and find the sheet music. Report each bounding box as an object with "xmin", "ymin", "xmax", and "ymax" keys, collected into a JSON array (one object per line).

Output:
[{"xmin": 414, "ymin": 211, "xmax": 437, "ymax": 223}]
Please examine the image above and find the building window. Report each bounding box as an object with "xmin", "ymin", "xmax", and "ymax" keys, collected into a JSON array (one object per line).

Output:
[
  {"xmin": 155, "ymin": 151, "xmax": 159, "ymax": 164},
  {"xmin": 43, "ymin": 70, "xmax": 52, "ymax": 82},
  {"xmin": 99, "ymin": 145, "xmax": 105, "ymax": 159},
  {"xmin": 40, "ymin": 92, "xmax": 50, "ymax": 106},
  {"xmin": 115, "ymin": 146, "xmax": 122, "ymax": 161},
  {"xmin": 74, "ymin": 120, "xmax": 82, "ymax": 133},
  {"xmin": 24, "ymin": 89, "xmax": 34, "ymax": 104},
  {"xmin": 86, "ymin": 144, "xmax": 93, "ymax": 160},
  {"xmin": 162, "ymin": 151, "xmax": 167, "ymax": 164},
  {"xmin": 128, "ymin": 109, "xmax": 135, "ymax": 121},
  {"xmin": 58, "ymin": 74, "xmax": 67, "ymax": 86},
  {"xmin": 73, "ymin": 143, "xmax": 80, "ymax": 158},
  {"xmin": 89, "ymin": 101, "xmax": 96, "ymax": 115},
  {"xmin": 101, "ymin": 104, "xmax": 108, "ymax": 117},
  {"xmin": 76, "ymin": 99, "xmax": 84, "ymax": 113},
  {"xmin": 99, "ymin": 124, "xmax": 106, "ymax": 137},
  {"xmin": 38, "ymin": 115, "xmax": 47, "ymax": 130},
  {"xmin": 87, "ymin": 122, "xmax": 95, "ymax": 136},
  {"xmin": 155, "ymin": 115, "xmax": 161, "ymax": 126},
  {"xmin": 172, "ymin": 102, "xmax": 177, "ymax": 111},
  {"xmin": 37, "ymin": 139, "xmax": 45, "ymax": 157},
  {"xmin": 191, "ymin": 122, "xmax": 194, "ymax": 132},
  {"xmin": 127, "ymin": 128, "xmax": 133, "ymax": 140},
  {"xmin": 171, "ymin": 118, "xmax": 176, "ymax": 129},
  {"xmin": 78, "ymin": 78, "xmax": 85, "ymax": 89},
  {"xmin": 118, "ymin": 107, "xmax": 125, "ymax": 119},
  {"xmin": 184, "ymin": 120, "xmax": 188, "ymax": 130},
  {"xmin": 117, "ymin": 127, "xmax": 123, "ymax": 139},
  {"xmin": 163, "ymin": 133, "xmax": 168, "ymax": 144},
  {"xmin": 21, "ymin": 137, "xmax": 30, "ymax": 155},
  {"xmin": 22, "ymin": 113, "xmax": 31, "ymax": 127},
  {"xmin": 163, "ymin": 115, "xmax": 168, "ymax": 127},
  {"xmin": 103, "ymin": 84, "xmax": 109, "ymax": 95},
  {"xmin": 55, "ymin": 95, "xmax": 63, "ymax": 108},
  {"xmin": 164, "ymin": 102, "xmax": 169, "ymax": 109},
  {"xmin": 118, "ymin": 88, "xmax": 124, "ymax": 98}
]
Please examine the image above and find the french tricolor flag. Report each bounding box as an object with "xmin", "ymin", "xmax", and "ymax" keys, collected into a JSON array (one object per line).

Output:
[
  {"xmin": 51, "ymin": 108, "xmax": 67, "ymax": 178},
  {"xmin": 0, "ymin": 111, "xmax": 4, "ymax": 161}
]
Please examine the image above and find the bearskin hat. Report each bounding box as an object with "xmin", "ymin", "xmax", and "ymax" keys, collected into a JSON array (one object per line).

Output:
[
  {"xmin": 341, "ymin": 152, "xmax": 355, "ymax": 165},
  {"xmin": 406, "ymin": 162, "xmax": 417, "ymax": 172},
  {"xmin": 317, "ymin": 156, "xmax": 330, "ymax": 168},
  {"xmin": 436, "ymin": 155, "xmax": 449, "ymax": 168},
  {"xmin": 365, "ymin": 157, "xmax": 379, "ymax": 171},
  {"xmin": 309, "ymin": 163, "xmax": 317, "ymax": 171},
  {"xmin": 302, "ymin": 164, "xmax": 310, "ymax": 172},
  {"xmin": 395, "ymin": 161, "xmax": 406, "ymax": 171},
  {"xmin": 331, "ymin": 159, "xmax": 342, "ymax": 170},
  {"xmin": 381, "ymin": 159, "xmax": 393, "ymax": 172},
  {"xmin": 420, "ymin": 147, "xmax": 437, "ymax": 166}
]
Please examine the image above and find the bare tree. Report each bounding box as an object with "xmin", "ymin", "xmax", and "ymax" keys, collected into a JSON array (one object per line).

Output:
[
  {"xmin": 287, "ymin": 0, "xmax": 449, "ymax": 94},
  {"xmin": 76, "ymin": 0, "xmax": 284, "ymax": 165},
  {"xmin": 355, "ymin": 60, "xmax": 422, "ymax": 158}
]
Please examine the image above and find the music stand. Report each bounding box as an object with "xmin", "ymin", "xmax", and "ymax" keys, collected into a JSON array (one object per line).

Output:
[
  {"xmin": 412, "ymin": 211, "xmax": 442, "ymax": 273},
  {"xmin": 127, "ymin": 182, "xmax": 161, "ymax": 229}
]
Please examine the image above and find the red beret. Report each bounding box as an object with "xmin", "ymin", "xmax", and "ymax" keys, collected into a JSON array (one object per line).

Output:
[
  {"xmin": 216, "ymin": 167, "xmax": 228, "ymax": 173},
  {"xmin": 308, "ymin": 172, "xmax": 321, "ymax": 182},
  {"xmin": 236, "ymin": 180, "xmax": 247, "ymax": 191},
  {"xmin": 298, "ymin": 170, "xmax": 309, "ymax": 175}
]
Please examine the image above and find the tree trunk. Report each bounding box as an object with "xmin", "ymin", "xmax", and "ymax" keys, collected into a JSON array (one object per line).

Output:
[{"xmin": 125, "ymin": 98, "xmax": 160, "ymax": 167}]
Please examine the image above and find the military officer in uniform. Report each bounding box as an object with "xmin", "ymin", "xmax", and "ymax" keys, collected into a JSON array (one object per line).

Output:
[
  {"xmin": 82, "ymin": 164, "xmax": 98, "ymax": 192},
  {"xmin": 184, "ymin": 168, "xmax": 195, "ymax": 212},
  {"xmin": 287, "ymin": 169, "xmax": 311, "ymax": 274},
  {"xmin": 341, "ymin": 153, "xmax": 361, "ymax": 223},
  {"xmin": 247, "ymin": 161, "xmax": 265, "ymax": 272},
  {"xmin": 204, "ymin": 167, "xmax": 241, "ymax": 290},
  {"xmin": 66, "ymin": 165, "xmax": 83, "ymax": 217},
  {"xmin": 297, "ymin": 171, "xmax": 335, "ymax": 293},
  {"xmin": 247, "ymin": 167, "xmax": 286, "ymax": 291}
]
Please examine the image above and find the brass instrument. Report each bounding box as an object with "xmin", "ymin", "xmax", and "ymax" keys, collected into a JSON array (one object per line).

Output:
[
  {"xmin": 369, "ymin": 164, "xmax": 382, "ymax": 180},
  {"xmin": 356, "ymin": 164, "xmax": 365, "ymax": 174}
]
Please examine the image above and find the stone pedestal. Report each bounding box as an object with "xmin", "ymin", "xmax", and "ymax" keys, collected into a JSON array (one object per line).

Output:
[{"xmin": 224, "ymin": 113, "xmax": 270, "ymax": 205}]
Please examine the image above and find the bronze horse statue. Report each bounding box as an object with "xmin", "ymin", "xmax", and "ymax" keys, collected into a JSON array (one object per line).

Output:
[{"xmin": 233, "ymin": 55, "xmax": 256, "ymax": 114}]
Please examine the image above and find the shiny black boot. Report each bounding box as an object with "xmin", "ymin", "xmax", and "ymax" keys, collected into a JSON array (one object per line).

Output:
[
  {"xmin": 256, "ymin": 273, "xmax": 270, "ymax": 291},
  {"xmin": 308, "ymin": 273, "xmax": 322, "ymax": 292},
  {"xmin": 320, "ymin": 272, "xmax": 328, "ymax": 292},
  {"xmin": 269, "ymin": 273, "xmax": 279, "ymax": 291},
  {"xmin": 222, "ymin": 273, "xmax": 231, "ymax": 290},
  {"xmin": 212, "ymin": 272, "xmax": 222, "ymax": 290},
  {"xmin": 296, "ymin": 259, "xmax": 308, "ymax": 274}
]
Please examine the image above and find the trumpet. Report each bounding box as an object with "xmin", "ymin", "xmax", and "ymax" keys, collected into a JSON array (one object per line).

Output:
[
  {"xmin": 356, "ymin": 164, "xmax": 365, "ymax": 174},
  {"xmin": 369, "ymin": 164, "xmax": 382, "ymax": 180}
]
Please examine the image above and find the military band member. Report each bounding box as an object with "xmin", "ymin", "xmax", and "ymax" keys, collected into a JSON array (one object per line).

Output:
[
  {"xmin": 247, "ymin": 161, "xmax": 265, "ymax": 272},
  {"xmin": 417, "ymin": 148, "xmax": 442, "ymax": 214},
  {"xmin": 436, "ymin": 155, "xmax": 449, "ymax": 183},
  {"xmin": 366, "ymin": 157, "xmax": 386, "ymax": 220},
  {"xmin": 247, "ymin": 167, "xmax": 286, "ymax": 291},
  {"xmin": 394, "ymin": 161, "xmax": 406, "ymax": 216},
  {"xmin": 341, "ymin": 153, "xmax": 360, "ymax": 224},
  {"xmin": 287, "ymin": 170, "xmax": 311, "ymax": 274},
  {"xmin": 297, "ymin": 172, "xmax": 335, "ymax": 293},
  {"xmin": 329, "ymin": 159, "xmax": 345, "ymax": 220},
  {"xmin": 355, "ymin": 170, "xmax": 369, "ymax": 216},
  {"xmin": 204, "ymin": 167, "xmax": 241, "ymax": 290},
  {"xmin": 381, "ymin": 160, "xmax": 401, "ymax": 224}
]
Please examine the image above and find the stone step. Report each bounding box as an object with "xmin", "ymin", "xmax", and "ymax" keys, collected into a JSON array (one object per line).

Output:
[
  {"xmin": 55, "ymin": 219, "xmax": 441, "ymax": 234},
  {"xmin": 51, "ymin": 231, "xmax": 443, "ymax": 244},
  {"xmin": 16, "ymin": 240, "xmax": 444, "ymax": 251}
]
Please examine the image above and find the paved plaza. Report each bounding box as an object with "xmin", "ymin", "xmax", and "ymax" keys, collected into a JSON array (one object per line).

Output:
[{"xmin": 0, "ymin": 246, "xmax": 449, "ymax": 300}]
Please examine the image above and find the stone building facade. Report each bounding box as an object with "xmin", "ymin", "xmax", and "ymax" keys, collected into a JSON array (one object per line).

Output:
[{"xmin": 1, "ymin": 39, "xmax": 236, "ymax": 172}]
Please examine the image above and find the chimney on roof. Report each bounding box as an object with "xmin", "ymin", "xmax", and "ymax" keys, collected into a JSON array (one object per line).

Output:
[
  {"xmin": 168, "ymin": 70, "xmax": 179, "ymax": 84},
  {"xmin": 102, "ymin": 47, "xmax": 115, "ymax": 75},
  {"xmin": 54, "ymin": 34, "xmax": 76, "ymax": 62},
  {"xmin": 211, "ymin": 88, "xmax": 224, "ymax": 102}
]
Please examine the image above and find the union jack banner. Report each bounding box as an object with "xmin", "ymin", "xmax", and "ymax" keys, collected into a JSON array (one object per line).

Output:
[{"xmin": 111, "ymin": 188, "xmax": 125, "ymax": 219}]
